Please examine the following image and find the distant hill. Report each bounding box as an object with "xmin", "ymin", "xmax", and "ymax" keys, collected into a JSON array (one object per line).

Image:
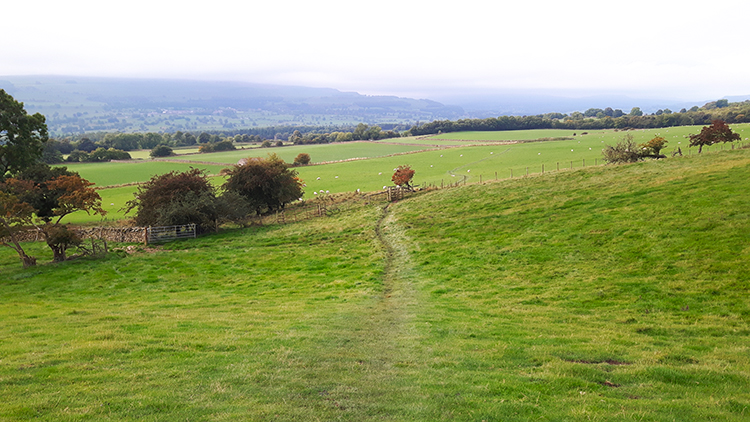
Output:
[{"xmin": 0, "ymin": 76, "xmax": 464, "ymax": 136}]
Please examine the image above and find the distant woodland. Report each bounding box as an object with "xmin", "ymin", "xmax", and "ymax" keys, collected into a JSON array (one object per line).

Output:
[{"xmin": 408, "ymin": 99, "xmax": 750, "ymax": 136}]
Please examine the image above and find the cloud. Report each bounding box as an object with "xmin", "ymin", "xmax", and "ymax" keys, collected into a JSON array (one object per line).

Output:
[{"xmin": 3, "ymin": 0, "xmax": 750, "ymax": 101}]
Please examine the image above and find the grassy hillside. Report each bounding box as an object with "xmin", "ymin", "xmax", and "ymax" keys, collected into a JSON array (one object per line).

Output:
[
  {"xmin": 2, "ymin": 146, "xmax": 748, "ymax": 420},
  {"xmin": 57, "ymin": 124, "xmax": 750, "ymax": 225}
]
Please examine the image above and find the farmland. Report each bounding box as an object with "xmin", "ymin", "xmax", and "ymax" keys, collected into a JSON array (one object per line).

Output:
[
  {"xmin": 2, "ymin": 137, "xmax": 749, "ymax": 420},
  {"xmin": 60, "ymin": 124, "xmax": 750, "ymax": 224}
]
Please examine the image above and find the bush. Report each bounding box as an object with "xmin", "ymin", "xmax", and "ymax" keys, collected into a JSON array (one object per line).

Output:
[
  {"xmin": 65, "ymin": 148, "xmax": 131, "ymax": 162},
  {"xmin": 150, "ymin": 144, "xmax": 174, "ymax": 157},
  {"xmin": 199, "ymin": 140, "xmax": 235, "ymax": 153},
  {"xmin": 293, "ymin": 153, "xmax": 311, "ymax": 166},
  {"xmin": 602, "ymin": 134, "xmax": 642, "ymax": 164},
  {"xmin": 89, "ymin": 148, "xmax": 131, "ymax": 162}
]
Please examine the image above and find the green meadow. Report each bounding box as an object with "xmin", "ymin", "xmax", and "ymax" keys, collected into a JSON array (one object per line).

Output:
[
  {"xmin": 2, "ymin": 143, "xmax": 749, "ymax": 420},
  {"xmin": 60, "ymin": 124, "xmax": 750, "ymax": 225}
]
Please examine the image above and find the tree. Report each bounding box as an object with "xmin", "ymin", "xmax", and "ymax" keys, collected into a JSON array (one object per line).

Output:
[
  {"xmin": 39, "ymin": 174, "xmax": 105, "ymax": 261},
  {"xmin": 639, "ymin": 136, "xmax": 668, "ymax": 158},
  {"xmin": 0, "ymin": 89, "xmax": 48, "ymax": 177},
  {"xmin": 688, "ymin": 119, "xmax": 740, "ymax": 153},
  {"xmin": 289, "ymin": 130, "xmax": 303, "ymax": 144},
  {"xmin": 76, "ymin": 138, "xmax": 97, "ymax": 152},
  {"xmin": 41, "ymin": 141, "xmax": 64, "ymax": 164},
  {"xmin": 630, "ymin": 107, "xmax": 644, "ymax": 117},
  {"xmin": 3, "ymin": 167, "xmax": 105, "ymax": 262},
  {"xmin": 141, "ymin": 133, "xmax": 165, "ymax": 149},
  {"xmin": 0, "ymin": 189, "xmax": 37, "ymax": 267},
  {"xmin": 222, "ymin": 153, "xmax": 303, "ymax": 215},
  {"xmin": 584, "ymin": 108, "xmax": 604, "ymax": 118},
  {"xmin": 392, "ymin": 165, "xmax": 415, "ymax": 189},
  {"xmin": 150, "ymin": 144, "xmax": 174, "ymax": 157},
  {"xmin": 124, "ymin": 168, "xmax": 219, "ymax": 231},
  {"xmin": 293, "ymin": 153, "xmax": 311, "ymax": 166}
]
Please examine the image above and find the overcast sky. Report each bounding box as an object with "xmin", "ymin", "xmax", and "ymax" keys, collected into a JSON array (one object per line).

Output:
[{"xmin": 3, "ymin": 0, "xmax": 749, "ymax": 102}]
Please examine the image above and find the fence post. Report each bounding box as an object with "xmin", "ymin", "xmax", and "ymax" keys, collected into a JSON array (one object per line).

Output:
[
  {"xmin": 570, "ymin": 161, "xmax": 573, "ymax": 169},
  {"xmin": 495, "ymin": 171, "xmax": 498, "ymax": 180},
  {"xmin": 557, "ymin": 162, "xmax": 559, "ymax": 171},
  {"xmin": 542, "ymin": 164, "xmax": 544, "ymax": 174},
  {"xmin": 479, "ymin": 175, "xmax": 482, "ymax": 183},
  {"xmin": 526, "ymin": 167, "xmax": 529, "ymax": 176},
  {"xmin": 144, "ymin": 227, "xmax": 149, "ymax": 246},
  {"xmin": 583, "ymin": 159, "xmax": 585, "ymax": 167},
  {"xmin": 510, "ymin": 169, "xmax": 513, "ymax": 178}
]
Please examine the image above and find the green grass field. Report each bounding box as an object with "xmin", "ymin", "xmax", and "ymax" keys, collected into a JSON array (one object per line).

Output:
[
  {"xmin": 55, "ymin": 124, "xmax": 750, "ymax": 225},
  {"xmin": 2, "ymin": 146, "xmax": 749, "ymax": 420}
]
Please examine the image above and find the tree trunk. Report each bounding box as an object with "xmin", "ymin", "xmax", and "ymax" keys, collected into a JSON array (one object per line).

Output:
[
  {"xmin": 21, "ymin": 253, "xmax": 37, "ymax": 268},
  {"xmin": 50, "ymin": 244, "xmax": 66, "ymax": 262}
]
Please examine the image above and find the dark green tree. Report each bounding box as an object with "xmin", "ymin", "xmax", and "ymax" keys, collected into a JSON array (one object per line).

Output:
[
  {"xmin": 124, "ymin": 168, "xmax": 219, "ymax": 231},
  {"xmin": 150, "ymin": 144, "xmax": 174, "ymax": 157},
  {"xmin": 222, "ymin": 154, "xmax": 303, "ymax": 215},
  {"xmin": 629, "ymin": 107, "xmax": 643, "ymax": 116},
  {"xmin": 76, "ymin": 138, "xmax": 97, "ymax": 152},
  {"xmin": 0, "ymin": 89, "xmax": 48, "ymax": 176}
]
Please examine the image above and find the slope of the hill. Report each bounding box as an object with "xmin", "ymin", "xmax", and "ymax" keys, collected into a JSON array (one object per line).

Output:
[
  {"xmin": 391, "ymin": 148, "xmax": 750, "ymax": 420},
  {"xmin": 1, "ymin": 148, "xmax": 749, "ymax": 421}
]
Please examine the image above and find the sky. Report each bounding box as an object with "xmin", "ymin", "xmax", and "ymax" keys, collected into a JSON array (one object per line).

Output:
[{"xmin": 3, "ymin": 0, "xmax": 750, "ymax": 103}]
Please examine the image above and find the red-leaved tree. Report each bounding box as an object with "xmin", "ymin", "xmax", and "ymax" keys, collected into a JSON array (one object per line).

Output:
[
  {"xmin": 392, "ymin": 165, "xmax": 415, "ymax": 189},
  {"xmin": 689, "ymin": 120, "xmax": 740, "ymax": 153}
]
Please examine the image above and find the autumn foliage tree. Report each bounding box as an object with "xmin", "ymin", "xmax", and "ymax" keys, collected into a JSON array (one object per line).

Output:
[
  {"xmin": 222, "ymin": 154, "xmax": 303, "ymax": 215},
  {"xmin": 1, "ymin": 166, "xmax": 106, "ymax": 263},
  {"xmin": 293, "ymin": 153, "xmax": 311, "ymax": 166},
  {"xmin": 639, "ymin": 136, "xmax": 668, "ymax": 158},
  {"xmin": 689, "ymin": 120, "xmax": 740, "ymax": 153},
  {"xmin": 392, "ymin": 165, "xmax": 415, "ymax": 189},
  {"xmin": 0, "ymin": 189, "xmax": 36, "ymax": 267}
]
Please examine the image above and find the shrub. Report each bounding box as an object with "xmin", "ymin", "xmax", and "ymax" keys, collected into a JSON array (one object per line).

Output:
[
  {"xmin": 602, "ymin": 134, "xmax": 642, "ymax": 164},
  {"xmin": 198, "ymin": 140, "xmax": 235, "ymax": 153},
  {"xmin": 150, "ymin": 144, "xmax": 174, "ymax": 157},
  {"xmin": 293, "ymin": 153, "xmax": 311, "ymax": 166}
]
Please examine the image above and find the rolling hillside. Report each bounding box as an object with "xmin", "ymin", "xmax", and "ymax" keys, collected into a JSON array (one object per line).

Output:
[{"xmin": 1, "ymin": 148, "xmax": 749, "ymax": 420}]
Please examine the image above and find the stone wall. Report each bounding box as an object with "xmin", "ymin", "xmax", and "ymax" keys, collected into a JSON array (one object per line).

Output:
[{"xmin": 3, "ymin": 227, "xmax": 147, "ymax": 245}]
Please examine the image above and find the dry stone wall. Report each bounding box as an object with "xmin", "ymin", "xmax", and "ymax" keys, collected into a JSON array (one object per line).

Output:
[{"xmin": 3, "ymin": 227, "xmax": 148, "ymax": 244}]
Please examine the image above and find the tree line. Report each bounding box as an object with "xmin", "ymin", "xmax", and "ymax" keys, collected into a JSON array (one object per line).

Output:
[
  {"xmin": 408, "ymin": 100, "xmax": 750, "ymax": 136},
  {"xmin": 42, "ymin": 123, "xmax": 404, "ymax": 163}
]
